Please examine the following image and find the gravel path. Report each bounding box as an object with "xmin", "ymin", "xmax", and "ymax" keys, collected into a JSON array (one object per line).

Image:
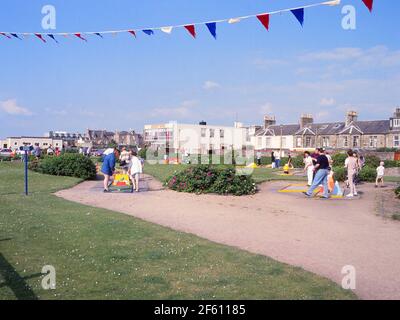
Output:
[{"xmin": 56, "ymin": 175, "xmax": 400, "ymax": 300}]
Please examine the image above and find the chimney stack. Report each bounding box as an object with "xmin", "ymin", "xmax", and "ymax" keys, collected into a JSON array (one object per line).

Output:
[
  {"xmin": 394, "ymin": 107, "xmax": 400, "ymax": 118},
  {"xmin": 300, "ymin": 114, "xmax": 314, "ymax": 129},
  {"xmin": 264, "ymin": 115, "xmax": 276, "ymax": 128},
  {"xmin": 345, "ymin": 111, "xmax": 358, "ymax": 126}
]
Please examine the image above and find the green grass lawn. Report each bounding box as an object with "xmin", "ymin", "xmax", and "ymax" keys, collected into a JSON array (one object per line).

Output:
[
  {"xmin": 144, "ymin": 164, "xmax": 307, "ymax": 184},
  {"xmin": 144, "ymin": 163, "xmax": 400, "ymax": 184},
  {"xmin": 0, "ymin": 162, "xmax": 356, "ymax": 300}
]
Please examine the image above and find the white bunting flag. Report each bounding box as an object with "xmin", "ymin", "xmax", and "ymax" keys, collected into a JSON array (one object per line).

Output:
[{"xmin": 161, "ymin": 26, "xmax": 173, "ymax": 34}]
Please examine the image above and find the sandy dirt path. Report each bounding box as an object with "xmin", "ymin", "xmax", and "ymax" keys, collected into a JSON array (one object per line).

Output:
[{"xmin": 56, "ymin": 175, "xmax": 400, "ymax": 300}]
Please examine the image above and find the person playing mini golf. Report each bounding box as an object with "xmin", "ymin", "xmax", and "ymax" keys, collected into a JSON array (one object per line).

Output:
[{"xmin": 101, "ymin": 148, "xmax": 120, "ymax": 193}]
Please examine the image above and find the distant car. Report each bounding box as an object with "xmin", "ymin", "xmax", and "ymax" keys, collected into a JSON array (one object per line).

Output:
[{"xmin": 0, "ymin": 149, "xmax": 13, "ymax": 157}]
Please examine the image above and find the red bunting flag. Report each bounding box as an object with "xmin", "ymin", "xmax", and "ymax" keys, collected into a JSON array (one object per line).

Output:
[
  {"xmin": 74, "ymin": 33, "xmax": 87, "ymax": 42},
  {"xmin": 184, "ymin": 25, "xmax": 196, "ymax": 38},
  {"xmin": 257, "ymin": 14, "xmax": 270, "ymax": 31},
  {"xmin": 128, "ymin": 30, "xmax": 136, "ymax": 38},
  {"xmin": 35, "ymin": 33, "xmax": 46, "ymax": 43},
  {"xmin": 1, "ymin": 32, "xmax": 12, "ymax": 39},
  {"xmin": 362, "ymin": 0, "xmax": 373, "ymax": 12}
]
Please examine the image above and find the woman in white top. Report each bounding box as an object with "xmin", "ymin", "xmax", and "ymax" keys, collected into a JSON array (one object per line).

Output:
[
  {"xmin": 304, "ymin": 151, "xmax": 314, "ymax": 186},
  {"xmin": 129, "ymin": 151, "xmax": 143, "ymax": 192}
]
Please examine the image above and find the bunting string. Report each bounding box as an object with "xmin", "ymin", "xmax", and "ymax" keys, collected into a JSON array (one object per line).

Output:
[{"xmin": 0, "ymin": 0, "xmax": 373, "ymax": 43}]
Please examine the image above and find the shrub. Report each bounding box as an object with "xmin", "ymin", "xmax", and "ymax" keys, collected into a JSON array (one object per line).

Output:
[
  {"xmin": 364, "ymin": 155, "xmax": 381, "ymax": 168},
  {"xmin": 332, "ymin": 167, "xmax": 346, "ymax": 182},
  {"xmin": 30, "ymin": 154, "xmax": 97, "ymax": 180},
  {"xmin": 165, "ymin": 165, "xmax": 256, "ymax": 196},
  {"xmin": 358, "ymin": 166, "xmax": 377, "ymax": 182},
  {"xmin": 332, "ymin": 153, "xmax": 347, "ymax": 167},
  {"xmin": 138, "ymin": 147, "xmax": 147, "ymax": 160},
  {"xmin": 291, "ymin": 156, "xmax": 305, "ymax": 168},
  {"xmin": 395, "ymin": 185, "xmax": 400, "ymax": 199},
  {"xmin": 384, "ymin": 160, "xmax": 400, "ymax": 168}
]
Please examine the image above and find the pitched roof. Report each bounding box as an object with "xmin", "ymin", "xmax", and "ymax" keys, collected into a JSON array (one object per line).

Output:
[{"xmin": 255, "ymin": 120, "xmax": 394, "ymax": 136}]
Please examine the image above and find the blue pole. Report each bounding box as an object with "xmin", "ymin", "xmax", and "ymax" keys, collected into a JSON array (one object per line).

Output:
[{"xmin": 24, "ymin": 150, "xmax": 28, "ymax": 196}]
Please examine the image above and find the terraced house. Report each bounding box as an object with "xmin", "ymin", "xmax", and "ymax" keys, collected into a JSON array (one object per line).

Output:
[{"xmin": 255, "ymin": 108, "xmax": 400, "ymax": 154}]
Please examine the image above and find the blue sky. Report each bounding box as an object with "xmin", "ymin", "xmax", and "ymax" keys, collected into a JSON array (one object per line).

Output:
[{"xmin": 0, "ymin": 0, "xmax": 399, "ymax": 137}]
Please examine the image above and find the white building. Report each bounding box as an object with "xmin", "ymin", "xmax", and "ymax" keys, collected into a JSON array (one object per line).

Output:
[
  {"xmin": 1, "ymin": 137, "xmax": 64, "ymax": 150},
  {"xmin": 144, "ymin": 121, "xmax": 253, "ymax": 155}
]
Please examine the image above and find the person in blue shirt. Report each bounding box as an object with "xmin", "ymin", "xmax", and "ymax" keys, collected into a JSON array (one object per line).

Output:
[{"xmin": 101, "ymin": 148, "xmax": 120, "ymax": 192}]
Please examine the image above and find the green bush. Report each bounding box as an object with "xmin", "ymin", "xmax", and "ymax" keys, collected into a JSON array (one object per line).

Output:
[
  {"xmin": 358, "ymin": 166, "xmax": 377, "ymax": 182},
  {"xmin": 384, "ymin": 160, "xmax": 400, "ymax": 168},
  {"xmin": 364, "ymin": 155, "xmax": 381, "ymax": 168},
  {"xmin": 165, "ymin": 165, "xmax": 256, "ymax": 196},
  {"xmin": 291, "ymin": 156, "xmax": 305, "ymax": 168},
  {"xmin": 332, "ymin": 167, "xmax": 346, "ymax": 182},
  {"xmin": 332, "ymin": 153, "xmax": 347, "ymax": 167},
  {"xmin": 395, "ymin": 185, "xmax": 400, "ymax": 199},
  {"xmin": 138, "ymin": 147, "xmax": 148, "ymax": 160},
  {"xmin": 30, "ymin": 154, "xmax": 97, "ymax": 180}
]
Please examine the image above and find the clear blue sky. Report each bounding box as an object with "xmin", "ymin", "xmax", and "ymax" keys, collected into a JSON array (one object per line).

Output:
[{"xmin": 0, "ymin": 0, "xmax": 399, "ymax": 137}]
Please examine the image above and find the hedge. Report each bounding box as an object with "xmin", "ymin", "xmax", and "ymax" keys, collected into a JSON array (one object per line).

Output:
[
  {"xmin": 165, "ymin": 165, "xmax": 257, "ymax": 196},
  {"xmin": 29, "ymin": 153, "xmax": 97, "ymax": 180},
  {"xmin": 332, "ymin": 166, "xmax": 377, "ymax": 182}
]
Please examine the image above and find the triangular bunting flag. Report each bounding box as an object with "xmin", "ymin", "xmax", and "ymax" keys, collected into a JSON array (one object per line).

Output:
[
  {"xmin": 184, "ymin": 25, "xmax": 196, "ymax": 38},
  {"xmin": 291, "ymin": 8, "xmax": 305, "ymax": 26},
  {"xmin": 362, "ymin": 0, "xmax": 373, "ymax": 12},
  {"xmin": 95, "ymin": 33, "xmax": 103, "ymax": 38},
  {"xmin": 128, "ymin": 30, "xmax": 136, "ymax": 38},
  {"xmin": 228, "ymin": 18, "xmax": 241, "ymax": 24},
  {"xmin": 206, "ymin": 22, "xmax": 217, "ymax": 39},
  {"xmin": 35, "ymin": 33, "xmax": 46, "ymax": 43},
  {"xmin": 161, "ymin": 26, "xmax": 173, "ymax": 34},
  {"xmin": 0, "ymin": 33, "xmax": 12, "ymax": 39},
  {"xmin": 74, "ymin": 33, "xmax": 87, "ymax": 41},
  {"xmin": 48, "ymin": 34, "xmax": 58, "ymax": 43},
  {"xmin": 257, "ymin": 14, "xmax": 270, "ymax": 31},
  {"xmin": 11, "ymin": 33, "xmax": 22, "ymax": 40},
  {"xmin": 143, "ymin": 29, "xmax": 154, "ymax": 36}
]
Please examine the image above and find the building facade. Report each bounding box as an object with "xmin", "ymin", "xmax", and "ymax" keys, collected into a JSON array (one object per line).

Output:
[
  {"xmin": 80, "ymin": 129, "xmax": 143, "ymax": 148},
  {"xmin": 2, "ymin": 137, "xmax": 64, "ymax": 150},
  {"xmin": 254, "ymin": 108, "xmax": 400, "ymax": 155},
  {"xmin": 144, "ymin": 121, "xmax": 253, "ymax": 155}
]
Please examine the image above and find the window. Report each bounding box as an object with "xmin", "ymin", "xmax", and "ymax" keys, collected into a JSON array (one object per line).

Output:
[
  {"xmin": 343, "ymin": 136, "xmax": 349, "ymax": 147},
  {"xmin": 209, "ymin": 129, "xmax": 215, "ymax": 138},
  {"xmin": 322, "ymin": 137, "xmax": 330, "ymax": 148},
  {"xmin": 394, "ymin": 135, "xmax": 400, "ymax": 147},
  {"xmin": 246, "ymin": 130, "xmax": 251, "ymax": 142},
  {"xmin": 369, "ymin": 136, "xmax": 378, "ymax": 148},
  {"xmin": 201, "ymin": 128, "xmax": 206, "ymax": 138},
  {"xmin": 220, "ymin": 129, "xmax": 224, "ymax": 139},
  {"xmin": 353, "ymin": 136, "xmax": 360, "ymax": 148},
  {"xmin": 257, "ymin": 137, "xmax": 262, "ymax": 148},
  {"xmin": 14, "ymin": 142, "xmax": 18, "ymax": 146},
  {"xmin": 394, "ymin": 119, "xmax": 400, "ymax": 128},
  {"xmin": 266, "ymin": 137, "xmax": 271, "ymax": 148},
  {"xmin": 296, "ymin": 137, "xmax": 302, "ymax": 148},
  {"xmin": 282, "ymin": 137, "xmax": 287, "ymax": 148},
  {"xmin": 305, "ymin": 137, "xmax": 312, "ymax": 148}
]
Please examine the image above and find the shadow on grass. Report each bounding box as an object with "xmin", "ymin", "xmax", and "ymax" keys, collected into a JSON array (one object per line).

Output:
[{"xmin": 0, "ymin": 253, "xmax": 40, "ymax": 300}]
